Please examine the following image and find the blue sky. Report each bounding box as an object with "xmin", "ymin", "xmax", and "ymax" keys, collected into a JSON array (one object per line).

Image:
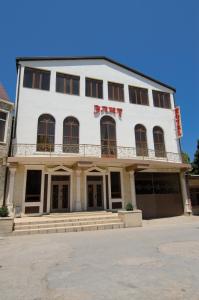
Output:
[{"xmin": 0, "ymin": 0, "xmax": 198, "ymax": 159}]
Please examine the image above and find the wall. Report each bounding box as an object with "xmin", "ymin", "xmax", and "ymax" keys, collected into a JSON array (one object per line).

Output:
[{"xmin": 15, "ymin": 59, "xmax": 180, "ymax": 155}]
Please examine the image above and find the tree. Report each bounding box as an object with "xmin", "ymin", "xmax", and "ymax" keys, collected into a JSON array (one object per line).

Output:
[
  {"xmin": 192, "ymin": 140, "xmax": 199, "ymax": 174},
  {"xmin": 181, "ymin": 151, "xmax": 191, "ymax": 164}
]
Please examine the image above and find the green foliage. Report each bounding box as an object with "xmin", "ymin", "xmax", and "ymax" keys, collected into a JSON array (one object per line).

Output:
[
  {"xmin": 181, "ymin": 152, "xmax": 191, "ymax": 164},
  {"xmin": 192, "ymin": 140, "xmax": 199, "ymax": 175},
  {"xmin": 126, "ymin": 202, "xmax": 134, "ymax": 211},
  {"xmin": 0, "ymin": 206, "xmax": 9, "ymax": 217}
]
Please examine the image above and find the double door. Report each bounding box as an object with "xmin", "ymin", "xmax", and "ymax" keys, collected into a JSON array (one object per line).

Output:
[
  {"xmin": 51, "ymin": 181, "xmax": 70, "ymax": 212},
  {"xmin": 87, "ymin": 180, "xmax": 103, "ymax": 210}
]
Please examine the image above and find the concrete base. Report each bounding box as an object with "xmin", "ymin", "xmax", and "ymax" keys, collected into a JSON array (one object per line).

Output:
[
  {"xmin": 0, "ymin": 217, "xmax": 14, "ymax": 234},
  {"xmin": 118, "ymin": 210, "xmax": 142, "ymax": 227}
]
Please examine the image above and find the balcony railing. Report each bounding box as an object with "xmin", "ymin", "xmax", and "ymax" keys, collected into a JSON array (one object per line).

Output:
[{"xmin": 11, "ymin": 143, "xmax": 184, "ymax": 164}]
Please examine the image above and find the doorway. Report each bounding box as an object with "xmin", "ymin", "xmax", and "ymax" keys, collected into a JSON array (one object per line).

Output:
[
  {"xmin": 87, "ymin": 176, "xmax": 104, "ymax": 210},
  {"xmin": 51, "ymin": 175, "xmax": 70, "ymax": 212}
]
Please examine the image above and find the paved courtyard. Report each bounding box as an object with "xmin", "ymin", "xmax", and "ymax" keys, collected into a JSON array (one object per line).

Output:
[{"xmin": 0, "ymin": 216, "xmax": 199, "ymax": 300}]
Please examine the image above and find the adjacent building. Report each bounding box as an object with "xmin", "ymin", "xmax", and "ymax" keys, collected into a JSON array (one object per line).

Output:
[
  {"xmin": 7, "ymin": 56, "xmax": 191, "ymax": 218},
  {"xmin": 0, "ymin": 84, "xmax": 13, "ymax": 207}
]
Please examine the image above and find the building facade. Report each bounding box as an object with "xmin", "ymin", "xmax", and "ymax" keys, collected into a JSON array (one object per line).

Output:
[
  {"xmin": 188, "ymin": 174, "xmax": 199, "ymax": 215},
  {"xmin": 7, "ymin": 56, "xmax": 191, "ymax": 218},
  {"xmin": 0, "ymin": 84, "xmax": 13, "ymax": 207}
]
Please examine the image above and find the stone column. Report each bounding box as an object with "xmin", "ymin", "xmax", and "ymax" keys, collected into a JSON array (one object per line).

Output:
[
  {"xmin": 75, "ymin": 170, "xmax": 82, "ymax": 211},
  {"xmin": 6, "ymin": 167, "xmax": 16, "ymax": 215},
  {"xmin": 129, "ymin": 171, "xmax": 137, "ymax": 209},
  {"xmin": 180, "ymin": 171, "xmax": 192, "ymax": 214}
]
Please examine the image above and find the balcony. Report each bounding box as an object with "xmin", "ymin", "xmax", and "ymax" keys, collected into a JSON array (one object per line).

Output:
[{"xmin": 11, "ymin": 143, "xmax": 184, "ymax": 164}]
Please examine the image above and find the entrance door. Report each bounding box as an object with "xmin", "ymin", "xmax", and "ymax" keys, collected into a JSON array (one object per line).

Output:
[
  {"xmin": 87, "ymin": 180, "xmax": 103, "ymax": 210},
  {"xmin": 51, "ymin": 181, "xmax": 70, "ymax": 212}
]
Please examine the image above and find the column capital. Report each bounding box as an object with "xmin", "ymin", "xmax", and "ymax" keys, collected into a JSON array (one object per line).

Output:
[{"xmin": 76, "ymin": 169, "xmax": 82, "ymax": 176}]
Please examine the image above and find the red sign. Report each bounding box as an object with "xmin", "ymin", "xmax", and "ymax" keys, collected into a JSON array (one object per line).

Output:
[
  {"xmin": 175, "ymin": 106, "xmax": 183, "ymax": 138},
  {"xmin": 94, "ymin": 105, "xmax": 123, "ymax": 118}
]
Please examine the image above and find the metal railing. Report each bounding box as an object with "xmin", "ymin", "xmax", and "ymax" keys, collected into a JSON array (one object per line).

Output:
[{"xmin": 11, "ymin": 143, "xmax": 184, "ymax": 163}]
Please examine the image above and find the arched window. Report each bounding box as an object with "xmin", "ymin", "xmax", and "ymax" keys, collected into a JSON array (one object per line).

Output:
[
  {"xmin": 37, "ymin": 114, "xmax": 55, "ymax": 152},
  {"xmin": 135, "ymin": 124, "xmax": 148, "ymax": 156},
  {"xmin": 100, "ymin": 116, "xmax": 117, "ymax": 157},
  {"xmin": 153, "ymin": 126, "xmax": 166, "ymax": 157},
  {"xmin": 63, "ymin": 117, "xmax": 79, "ymax": 153}
]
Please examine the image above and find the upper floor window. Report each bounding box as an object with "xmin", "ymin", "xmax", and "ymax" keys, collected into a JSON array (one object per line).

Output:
[
  {"xmin": 86, "ymin": 78, "xmax": 103, "ymax": 99},
  {"xmin": 0, "ymin": 111, "xmax": 7, "ymax": 142},
  {"xmin": 100, "ymin": 116, "xmax": 117, "ymax": 157},
  {"xmin": 23, "ymin": 67, "xmax": 50, "ymax": 91},
  {"xmin": 108, "ymin": 82, "xmax": 124, "ymax": 102},
  {"xmin": 56, "ymin": 73, "xmax": 80, "ymax": 95},
  {"xmin": 129, "ymin": 86, "xmax": 149, "ymax": 105},
  {"xmin": 152, "ymin": 90, "xmax": 171, "ymax": 109},
  {"xmin": 135, "ymin": 124, "xmax": 148, "ymax": 156},
  {"xmin": 153, "ymin": 126, "xmax": 166, "ymax": 157},
  {"xmin": 63, "ymin": 117, "xmax": 79, "ymax": 153},
  {"xmin": 37, "ymin": 114, "xmax": 55, "ymax": 152}
]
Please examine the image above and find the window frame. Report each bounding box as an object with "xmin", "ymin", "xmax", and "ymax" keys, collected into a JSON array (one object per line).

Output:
[
  {"xmin": 63, "ymin": 117, "xmax": 79, "ymax": 153},
  {"xmin": 152, "ymin": 90, "xmax": 171, "ymax": 109},
  {"xmin": 108, "ymin": 81, "xmax": 124, "ymax": 102},
  {"xmin": 135, "ymin": 124, "xmax": 148, "ymax": 156},
  {"xmin": 100, "ymin": 116, "xmax": 117, "ymax": 158},
  {"xmin": 129, "ymin": 85, "xmax": 149, "ymax": 106},
  {"xmin": 23, "ymin": 67, "xmax": 51, "ymax": 91},
  {"xmin": 36, "ymin": 114, "xmax": 55, "ymax": 152},
  {"xmin": 0, "ymin": 109, "xmax": 8, "ymax": 144},
  {"xmin": 153, "ymin": 126, "xmax": 166, "ymax": 157},
  {"xmin": 56, "ymin": 72, "xmax": 80, "ymax": 96},
  {"xmin": 85, "ymin": 77, "xmax": 103, "ymax": 99}
]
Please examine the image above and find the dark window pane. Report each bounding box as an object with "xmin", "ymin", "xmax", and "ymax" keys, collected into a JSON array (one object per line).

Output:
[
  {"xmin": 85, "ymin": 78, "xmax": 103, "ymax": 98},
  {"xmin": 0, "ymin": 112, "xmax": 7, "ymax": 142},
  {"xmin": 108, "ymin": 82, "xmax": 124, "ymax": 102},
  {"xmin": 100, "ymin": 116, "xmax": 117, "ymax": 157},
  {"xmin": 23, "ymin": 67, "xmax": 50, "ymax": 91},
  {"xmin": 129, "ymin": 86, "xmax": 148, "ymax": 105},
  {"xmin": 63, "ymin": 117, "xmax": 79, "ymax": 153},
  {"xmin": 37, "ymin": 114, "xmax": 55, "ymax": 152},
  {"xmin": 25, "ymin": 170, "xmax": 42, "ymax": 202},
  {"xmin": 66, "ymin": 78, "xmax": 71, "ymax": 94},
  {"xmin": 23, "ymin": 68, "xmax": 33, "ymax": 88},
  {"xmin": 56, "ymin": 73, "xmax": 79, "ymax": 95},
  {"xmin": 111, "ymin": 172, "xmax": 121, "ymax": 198},
  {"xmin": 41, "ymin": 72, "xmax": 50, "ymax": 90},
  {"xmin": 73, "ymin": 79, "xmax": 79, "ymax": 95},
  {"xmin": 153, "ymin": 90, "xmax": 171, "ymax": 109},
  {"xmin": 153, "ymin": 126, "xmax": 166, "ymax": 157},
  {"xmin": 56, "ymin": 76, "xmax": 64, "ymax": 93}
]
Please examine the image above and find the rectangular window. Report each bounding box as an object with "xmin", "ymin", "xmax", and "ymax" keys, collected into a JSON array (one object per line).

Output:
[
  {"xmin": 23, "ymin": 67, "xmax": 50, "ymax": 91},
  {"xmin": 25, "ymin": 170, "xmax": 42, "ymax": 202},
  {"xmin": 152, "ymin": 90, "xmax": 171, "ymax": 109},
  {"xmin": 56, "ymin": 73, "xmax": 80, "ymax": 95},
  {"xmin": 85, "ymin": 78, "xmax": 103, "ymax": 99},
  {"xmin": 108, "ymin": 82, "xmax": 124, "ymax": 102},
  {"xmin": 0, "ymin": 111, "xmax": 7, "ymax": 142},
  {"xmin": 110, "ymin": 172, "xmax": 122, "ymax": 198},
  {"xmin": 129, "ymin": 86, "xmax": 149, "ymax": 105}
]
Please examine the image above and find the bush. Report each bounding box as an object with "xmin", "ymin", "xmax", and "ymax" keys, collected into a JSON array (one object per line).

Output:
[
  {"xmin": 0, "ymin": 206, "xmax": 9, "ymax": 217},
  {"xmin": 126, "ymin": 203, "xmax": 134, "ymax": 211}
]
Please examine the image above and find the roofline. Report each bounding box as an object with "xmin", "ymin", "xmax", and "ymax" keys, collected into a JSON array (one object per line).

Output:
[
  {"xmin": 0, "ymin": 98, "xmax": 14, "ymax": 107},
  {"xmin": 16, "ymin": 56, "xmax": 176, "ymax": 92}
]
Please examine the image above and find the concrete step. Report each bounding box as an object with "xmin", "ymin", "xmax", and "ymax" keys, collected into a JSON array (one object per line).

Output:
[
  {"xmin": 13, "ymin": 222, "xmax": 124, "ymax": 236},
  {"xmin": 14, "ymin": 218, "xmax": 122, "ymax": 230},
  {"xmin": 14, "ymin": 214, "xmax": 119, "ymax": 226}
]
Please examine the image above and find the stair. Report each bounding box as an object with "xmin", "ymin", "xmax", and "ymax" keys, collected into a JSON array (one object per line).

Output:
[{"xmin": 13, "ymin": 212, "xmax": 124, "ymax": 235}]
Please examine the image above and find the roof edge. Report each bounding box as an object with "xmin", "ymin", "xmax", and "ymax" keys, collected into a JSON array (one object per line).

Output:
[{"xmin": 16, "ymin": 56, "xmax": 176, "ymax": 92}]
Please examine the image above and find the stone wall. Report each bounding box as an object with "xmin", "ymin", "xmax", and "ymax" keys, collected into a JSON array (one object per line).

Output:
[{"xmin": 0, "ymin": 100, "xmax": 13, "ymax": 207}]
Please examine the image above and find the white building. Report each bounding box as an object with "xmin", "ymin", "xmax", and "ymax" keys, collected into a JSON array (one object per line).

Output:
[{"xmin": 7, "ymin": 56, "xmax": 191, "ymax": 218}]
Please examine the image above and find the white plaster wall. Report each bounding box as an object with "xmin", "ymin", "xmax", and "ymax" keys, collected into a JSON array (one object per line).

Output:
[{"xmin": 15, "ymin": 59, "xmax": 180, "ymax": 154}]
